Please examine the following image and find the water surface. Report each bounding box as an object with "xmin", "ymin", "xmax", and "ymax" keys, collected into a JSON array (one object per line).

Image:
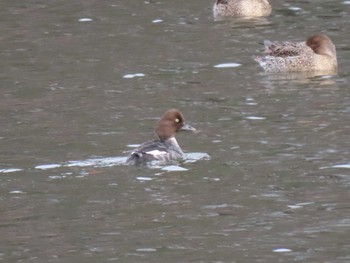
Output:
[{"xmin": 1, "ymin": 0, "xmax": 350, "ymax": 262}]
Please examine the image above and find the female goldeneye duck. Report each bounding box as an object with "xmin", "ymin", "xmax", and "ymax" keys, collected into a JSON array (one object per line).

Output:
[
  {"xmin": 126, "ymin": 109, "xmax": 196, "ymax": 165},
  {"xmin": 213, "ymin": 0, "xmax": 272, "ymax": 18},
  {"xmin": 254, "ymin": 34, "xmax": 338, "ymax": 72}
]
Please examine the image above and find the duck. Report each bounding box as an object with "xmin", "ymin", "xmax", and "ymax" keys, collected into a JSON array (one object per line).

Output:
[
  {"xmin": 126, "ymin": 109, "xmax": 196, "ymax": 165},
  {"xmin": 213, "ymin": 0, "xmax": 272, "ymax": 17},
  {"xmin": 254, "ymin": 34, "xmax": 338, "ymax": 72}
]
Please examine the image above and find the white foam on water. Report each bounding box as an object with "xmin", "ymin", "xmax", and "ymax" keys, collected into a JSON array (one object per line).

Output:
[
  {"xmin": 152, "ymin": 19, "xmax": 163, "ymax": 23},
  {"xmin": 214, "ymin": 63, "xmax": 242, "ymax": 68},
  {"xmin": 136, "ymin": 177, "xmax": 153, "ymax": 181},
  {"xmin": 126, "ymin": 144, "xmax": 140, "ymax": 148},
  {"xmin": 10, "ymin": 190, "xmax": 25, "ymax": 194},
  {"xmin": 273, "ymin": 248, "xmax": 292, "ymax": 253},
  {"xmin": 0, "ymin": 168, "xmax": 23, "ymax": 173},
  {"xmin": 288, "ymin": 6, "xmax": 302, "ymax": 11},
  {"xmin": 203, "ymin": 177, "xmax": 221, "ymax": 181},
  {"xmin": 202, "ymin": 204, "xmax": 230, "ymax": 209},
  {"xmin": 287, "ymin": 205, "xmax": 302, "ymax": 209},
  {"xmin": 123, "ymin": 74, "xmax": 135, "ymax": 79},
  {"xmin": 33, "ymin": 157, "xmax": 127, "ymax": 171},
  {"xmin": 320, "ymin": 163, "xmax": 350, "ymax": 169},
  {"xmin": 35, "ymin": 164, "xmax": 62, "ymax": 170},
  {"xmin": 79, "ymin": 18, "xmax": 93, "ymax": 22},
  {"xmin": 48, "ymin": 175, "xmax": 67, "ymax": 180},
  {"xmin": 66, "ymin": 157, "xmax": 127, "ymax": 168},
  {"xmin": 245, "ymin": 116, "xmax": 266, "ymax": 120},
  {"xmin": 32, "ymin": 152, "xmax": 208, "ymax": 173},
  {"xmin": 287, "ymin": 202, "xmax": 314, "ymax": 209},
  {"xmin": 134, "ymin": 73, "xmax": 145, "ymax": 77},
  {"xmin": 295, "ymin": 202, "xmax": 314, "ymax": 206},
  {"xmin": 161, "ymin": 165, "xmax": 188, "ymax": 171},
  {"xmin": 123, "ymin": 73, "xmax": 145, "ymax": 79},
  {"xmin": 330, "ymin": 163, "xmax": 350, "ymax": 169}
]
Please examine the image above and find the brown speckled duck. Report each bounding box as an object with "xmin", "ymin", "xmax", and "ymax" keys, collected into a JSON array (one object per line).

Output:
[
  {"xmin": 254, "ymin": 34, "xmax": 338, "ymax": 73},
  {"xmin": 213, "ymin": 0, "xmax": 271, "ymax": 17}
]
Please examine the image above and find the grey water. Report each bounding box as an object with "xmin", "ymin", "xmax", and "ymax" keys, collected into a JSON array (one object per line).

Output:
[{"xmin": 1, "ymin": 0, "xmax": 350, "ymax": 262}]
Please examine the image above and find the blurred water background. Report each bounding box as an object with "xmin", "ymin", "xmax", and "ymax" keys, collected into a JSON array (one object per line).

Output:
[{"xmin": 1, "ymin": 0, "xmax": 350, "ymax": 262}]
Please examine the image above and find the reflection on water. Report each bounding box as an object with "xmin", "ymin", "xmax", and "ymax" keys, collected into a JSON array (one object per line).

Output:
[
  {"xmin": 34, "ymin": 156, "xmax": 128, "ymax": 170},
  {"xmin": 258, "ymin": 72, "xmax": 339, "ymax": 92},
  {"xmin": 321, "ymin": 163, "xmax": 350, "ymax": 169},
  {"xmin": 0, "ymin": 168, "xmax": 23, "ymax": 173},
  {"xmin": 0, "ymin": 152, "xmax": 210, "ymax": 174},
  {"xmin": 260, "ymin": 71, "xmax": 338, "ymax": 83},
  {"xmin": 214, "ymin": 62, "xmax": 242, "ymax": 68},
  {"xmin": 1, "ymin": 0, "xmax": 350, "ymax": 262},
  {"xmin": 213, "ymin": 16, "xmax": 272, "ymax": 27}
]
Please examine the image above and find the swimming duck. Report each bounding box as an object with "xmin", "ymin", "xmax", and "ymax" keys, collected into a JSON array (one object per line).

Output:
[
  {"xmin": 126, "ymin": 109, "xmax": 196, "ymax": 165},
  {"xmin": 213, "ymin": 0, "xmax": 272, "ymax": 17},
  {"xmin": 255, "ymin": 34, "xmax": 338, "ymax": 72}
]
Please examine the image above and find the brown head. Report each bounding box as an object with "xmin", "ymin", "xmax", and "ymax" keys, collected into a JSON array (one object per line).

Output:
[
  {"xmin": 306, "ymin": 34, "xmax": 336, "ymax": 58},
  {"xmin": 216, "ymin": 0, "xmax": 228, "ymax": 4},
  {"xmin": 155, "ymin": 109, "xmax": 196, "ymax": 141}
]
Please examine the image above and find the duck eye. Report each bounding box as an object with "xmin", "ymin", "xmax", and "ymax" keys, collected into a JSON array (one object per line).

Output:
[{"xmin": 175, "ymin": 118, "xmax": 180, "ymax": 123}]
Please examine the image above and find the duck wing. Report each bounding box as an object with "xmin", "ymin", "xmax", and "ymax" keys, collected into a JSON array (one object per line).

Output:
[
  {"xmin": 254, "ymin": 55, "xmax": 313, "ymax": 73},
  {"xmin": 126, "ymin": 140, "xmax": 174, "ymax": 165},
  {"xmin": 264, "ymin": 40, "xmax": 307, "ymax": 57},
  {"xmin": 128, "ymin": 140, "xmax": 166, "ymax": 157}
]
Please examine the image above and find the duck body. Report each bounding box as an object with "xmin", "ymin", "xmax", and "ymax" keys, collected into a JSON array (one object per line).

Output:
[
  {"xmin": 126, "ymin": 137, "xmax": 184, "ymax": 165},
  {"xmin": 126, "ymin": 109, "xmax": 196, "ymax": 166},
  {"xmin": 255, "ymin": 34, "xmax": 337, "ymax": 72},
  {"xmin": 213, "ymin": 0, "xmax": 271, "ymax": 17}
]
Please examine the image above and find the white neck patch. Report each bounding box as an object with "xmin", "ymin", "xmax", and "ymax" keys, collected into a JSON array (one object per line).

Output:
[{"xmin": 166, "ymin": 137, "xmax": 179, "ymax": 147}]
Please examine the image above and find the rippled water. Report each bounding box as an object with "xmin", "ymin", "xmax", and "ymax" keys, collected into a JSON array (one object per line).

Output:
[{"xmin": 1, "ymin": 0, "xmax": 350, "ymax": 262}]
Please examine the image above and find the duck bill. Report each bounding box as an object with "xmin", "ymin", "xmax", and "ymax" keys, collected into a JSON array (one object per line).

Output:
[{"xmin": 180, "ymin": 123, "xmax": 196, "ymax": 131}]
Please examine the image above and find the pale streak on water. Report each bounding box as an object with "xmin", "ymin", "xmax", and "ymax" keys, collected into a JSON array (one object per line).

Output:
[
  {"xmin": 1, "ymin": 0, "xmax": 350, "ymax": 262},
  {"xmin": 0, "ymin": 152, "xmax": 209, "ymax": 174}
]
